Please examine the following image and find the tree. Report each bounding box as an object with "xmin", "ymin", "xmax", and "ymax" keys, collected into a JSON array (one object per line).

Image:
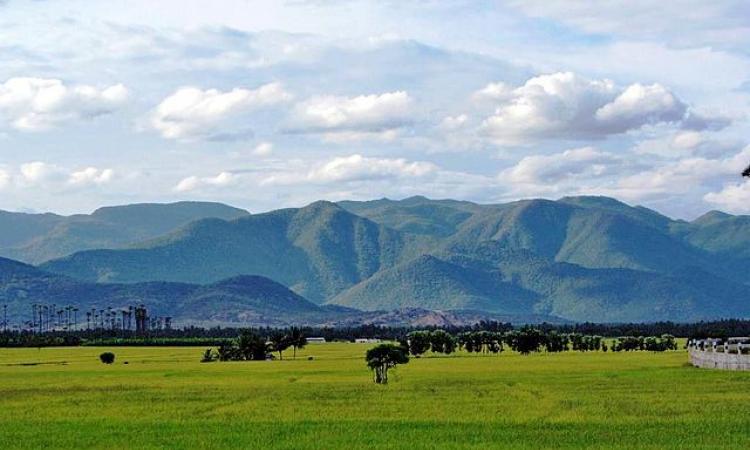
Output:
[
  {"xmin": 237, "ymin": 330, "xmax": 268, "ymax": 361},
  {"xmin": 217, "ymin": 341, "xmax": 238, "ymax": 361},
  {"xmin": 269, "ymin": 331, "xmax": 291, "ymax": 360},
  {"xmin": 743, "ymin": 164, "xmax": 750, "ymax": 178},
  {"xmin": 406, "ymin": 331, "xmax": 431, "ymax": 357},
  {"xmin": 429, "ymin": 330, "xmax": 457, "ymax": 355},
  {"xmin": 288, "ymin": 326, "xmax": 307, "ymax": 359},
  {"xmin": 543, "ymin": 331, "xmax": 568, "ymax": 353},
  {"xmin": 505, "ymin": 326, "xmax": 543, "ymax": 355},
  {"xmin": 365, "ymin": 344, "xmax": 409, "ymax": 384},
  {"xmin": 99, "ymin": 352, "xmax": 115, "ymax": 364}
]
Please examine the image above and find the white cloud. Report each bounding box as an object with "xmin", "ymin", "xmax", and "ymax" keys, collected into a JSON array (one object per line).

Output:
[
  {"xmin": 150, "ymin": 82, "xmax": 292, "ymax": 140},
  {"xmin": 0, "ymin": 168, "xmax": 9, "ymax": 190},
  {"xmin": 174, "ymin": 171, "xmax": 236, "ymax": 192},
  {"xmin": 477, "ymin": 72, "xmax": 702, "ymax": 144},
  {"xmin": 704, "ymin": 181, "xmax": 750, "ymax": 213},
  {"xmin": 262, "ymin": 154, "xmax": 437, "ymax": 185},
  {"xmin": 68, "ymin": 167, "xmax": 114, "ymax": 186},
  {"xmin": 289, "ymin": 91, "xmax": 413, "ymax": 141},
  {"xmin": 0, "ymin": 78, "xmax": 127, "ymax": 131},
  {"xmin": 17, "ymin": 162, "xmax": 114, "ymax": 189},
  {"xmin": 503, "ymin": 147, "xmax": 620, "ymax": 184},
  {"xmin": 19, "ymin": 161, "xmax": 64, "ymax": 185}
]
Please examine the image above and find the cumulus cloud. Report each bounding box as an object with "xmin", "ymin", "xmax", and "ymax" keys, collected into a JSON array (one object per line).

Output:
[
  {"xmin": 262, "ymin": 154, "xmax": 436, "ymax": 185},
  {"xmin": 17, "ymin": 161, "xmax": 114, "ymax": 188},
  {"xmin": 0, "ymin": 78, "xmax": 127, "ymax": 131},
  {"xmin": 68, "ymin": 167, "xmax": 114, "ymax": 186},
  {"xmin": 608, "ymin": 145, "xmax": 750, "ymax": 202},
  {"xmin": 19, "ymin": 161, "xmax": 65, "ymax": 185},
  {"xmin": 288, "ymin": 91, "xmax": 413, "ymax": 141},
  {"xmin": 150, "ymin": 82, "xmax": 292, "ymax": 140},
  {"xmin": 704, "ymin": 181, "xmax": 750, "ymax": 213},
  {"xmin": 477, "ymin": 72, "xmax": 710, "ymax": 144},
  {"xmin": 503, "ymin": 147, "xmax": 620, "ymax": 184},
  {"xmin": 174, "ymin": 172, "xmax": 236, "ymax": 192}
]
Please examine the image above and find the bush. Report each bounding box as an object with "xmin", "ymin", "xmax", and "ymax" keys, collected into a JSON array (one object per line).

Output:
[
  {"xmin": 200, "ymin": 348, "xmax": 215, "ymax": 363},
  {"xmin": 99, "ymin": 352, "xmax": 115, "ymax": 364}
]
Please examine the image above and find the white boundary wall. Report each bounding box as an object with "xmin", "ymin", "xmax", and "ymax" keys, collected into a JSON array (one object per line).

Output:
[{"xmin": 689, "ymin": 348, "xmax": 750, "ymax": 371}]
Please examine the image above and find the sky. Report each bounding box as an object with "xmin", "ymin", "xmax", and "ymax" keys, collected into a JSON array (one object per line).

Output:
[{"xmin": 0, "ymin": 0, "xmax": 749, "ymax": 218}]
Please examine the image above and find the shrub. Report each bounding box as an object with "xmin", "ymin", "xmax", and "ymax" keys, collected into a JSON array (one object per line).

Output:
[{"xmin": 99, "ymin": 352, "xmax": 115, "ymax": 364}]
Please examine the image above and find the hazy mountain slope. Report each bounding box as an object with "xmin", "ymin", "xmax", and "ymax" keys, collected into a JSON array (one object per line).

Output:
[
  {"xmin": 0, "ymin": 257, "xmax": 324, "ymax": 326},
  {"xmin": 0, "ymin": 211, "xmax": 64, "ymax": 248},
  {"xmin": 42, "ymin": 201, "xmax": 431, "ymax": 303},
  {"xmin": 0, "ymin": 202, "xmax": 249, "ymax": 264}
]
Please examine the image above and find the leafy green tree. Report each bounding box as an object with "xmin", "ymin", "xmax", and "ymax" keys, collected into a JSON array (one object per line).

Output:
[
  {"xmin": 543, "ymin": 331, "xmax": 568, "ymax": 352},
  {"xmin": 237, "ymin": 330, "xmax": 268, "ymax": 361},
  {"xmin": 365, "ymin": 343, "xmax": 409, "ymax": 384},
  {"xmin": 429, "ymin": 330, "xmax": 457, "ymax": 354},
  {"xmin": 269, "ymin": 331, "xmax": 291, "ymax": 360},
  {"xmin": 217, "ymin": 341, "xmax": 238, "ymax": 361},
  {"xmin": 505, "ymin": 326, "xmax": 543, "ymax": 355},
  {"xmin": 406, "ymin": 331, "xmax": 431, "ymax": 357}
]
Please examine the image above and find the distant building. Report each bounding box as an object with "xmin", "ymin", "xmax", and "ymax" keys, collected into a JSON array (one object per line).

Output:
[
  {"xmin": 355, "ymin": 338, "xmax": 380, "ymax": 344},
  {"xmin": 307, "ymin": 337, "xmax": 326, "ymax": 343}
]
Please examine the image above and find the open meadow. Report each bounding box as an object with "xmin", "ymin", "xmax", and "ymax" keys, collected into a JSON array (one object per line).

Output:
[{"xmin": 1, "ymin": 343, "xmax": 749, "ymax": 449}]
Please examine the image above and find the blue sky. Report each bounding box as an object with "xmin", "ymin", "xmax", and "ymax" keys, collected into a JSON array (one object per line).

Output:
[{"xmin": 0, "ymin": 0, "xmax": 749, "ymax": 218}]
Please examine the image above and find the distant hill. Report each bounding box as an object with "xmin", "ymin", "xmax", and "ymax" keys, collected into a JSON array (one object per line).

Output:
[
  {"xmin": 0, "ymin": 256, "xmax": 556, "ymax": 327},
  {"xmin": 0, "ymin": 202, "xmax": 249, "ymax": 264},
  {"xmin": 0, "ymin": 257, "xmax": 324, "ymax": 327},
  {"xmin": 35, "ymin": 196, "xmax": 750, "ymax": 323}
]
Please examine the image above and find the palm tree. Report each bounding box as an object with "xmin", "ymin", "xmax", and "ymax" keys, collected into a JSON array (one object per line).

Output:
[
  {"xmin": 288, "ymin": 327, "xmax": 307, "ymax": 359},
  {"xmin": 268, "ymin": 331, "xmax": 290, "ymax": 360}
]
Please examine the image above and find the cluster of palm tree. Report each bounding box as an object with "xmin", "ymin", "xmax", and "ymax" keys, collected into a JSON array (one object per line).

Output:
[
  {"xmin": 201, "ymin": 327, "xmax": 308, "ymax": 362},
  {"xmin": 28, "ymin": 304, "xmax": 80, "ymax": 332}
]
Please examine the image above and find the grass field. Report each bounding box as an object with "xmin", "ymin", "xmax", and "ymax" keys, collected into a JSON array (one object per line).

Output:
[{"xmin": 1, "ymin": 344, "xmax": 749, "ymax": 449}]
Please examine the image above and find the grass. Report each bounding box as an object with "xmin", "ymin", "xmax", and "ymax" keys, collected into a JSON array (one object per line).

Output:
[{"xmin": 0, "ymin": 344, "xmax": 748, "ymax": 449}]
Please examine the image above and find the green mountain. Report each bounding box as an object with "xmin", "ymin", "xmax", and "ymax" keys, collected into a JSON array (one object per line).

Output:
[
  {"xmin": 41, "ymin": 201, "xmax": 431, "ymax": 303},
  {"xmin": 0, "ymin": 202, "xmax": 249, "ymax": 264},
  {"xmin": 36, "ymin": 196, "xmax": 750, "ymax": 323},
  {"xmin": 0, "ymin": 257, "xmax": 323, "ymax": 327}
]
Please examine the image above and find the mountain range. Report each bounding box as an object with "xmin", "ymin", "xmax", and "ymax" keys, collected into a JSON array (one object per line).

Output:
[{"xmin": 0, "ymin": 196, "xmax": 748, "ymax": 324}]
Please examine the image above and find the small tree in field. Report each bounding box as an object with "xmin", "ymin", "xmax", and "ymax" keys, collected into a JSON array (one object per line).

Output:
[
  {"xmin": 288, "ymin": 327, "xmax": 307, "ymax": 359},
  {"xmin": 99, "ymin": 352, "xmax": 115, "ymax": 364},
  {"xmin": 365, "ymin": 344, "xmax": 409, "ymax": 384},
  {"xmin": 269, "ymin": 331, "xmax": 291, "ymax": 360},
  {"xmin": 406, "ymin": 331, "xmax": 431, "ymax": 357}
]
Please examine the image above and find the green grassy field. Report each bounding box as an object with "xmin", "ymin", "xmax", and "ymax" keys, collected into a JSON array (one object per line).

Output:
[{"xmin": 1, "ymin": 344, "xmax": 748, "ymax": 449}]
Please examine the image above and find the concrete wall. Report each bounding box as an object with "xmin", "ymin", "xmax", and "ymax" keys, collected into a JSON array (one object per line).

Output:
[{"xmin": 689, "ymin": 349, "xmax": 750, "ymax": 371}]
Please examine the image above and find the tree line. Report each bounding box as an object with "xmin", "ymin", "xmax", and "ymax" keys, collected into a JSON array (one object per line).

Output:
[
  {"xmin": 398, "ymin": 328, "xmax": 678, "ymax": 357},
  {"xmin": 363, "ymin": 328, "xmax": 679, "ymax": 384},
  {"xmin": 5, "ymin": 318, "xmax": 743, "ymax": 348},
  {"xmin": 199, "ymin": 327, "xmax": 308, "ymax": 362}
]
